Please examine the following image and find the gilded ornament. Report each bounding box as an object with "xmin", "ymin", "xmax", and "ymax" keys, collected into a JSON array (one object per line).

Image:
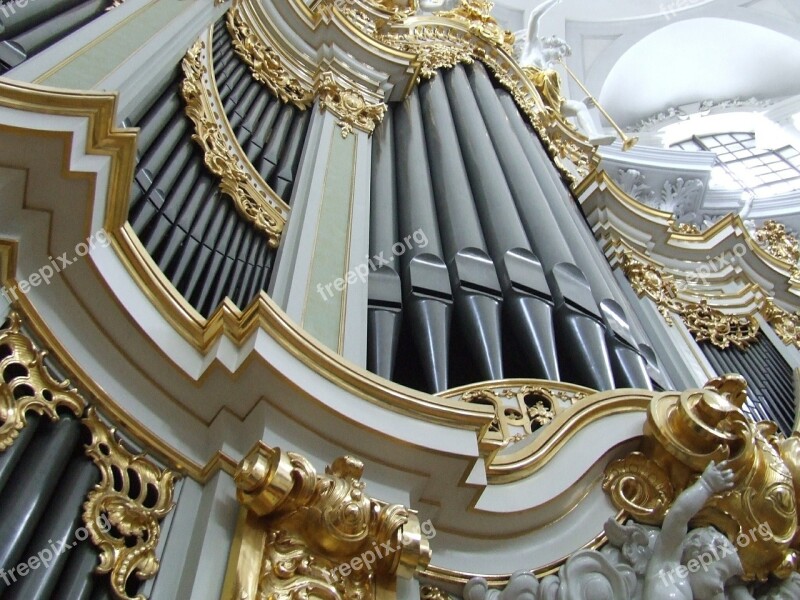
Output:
[
  {"xmin": 434, "ymin": 0, "xmax": 515, "ymax": 51},
  {"xmin": 754, "ymin": 220, "xmax": 800, "ymax": 265},
  {"xmin": 225, "ymin": 444, "xmax": 432, "ymax": 600},
  {"xmin": 317, "ymin": 71, "xmax": 387, "ymax": 137},
  {"xmin": 618, "ymin": 253, "xmax": 759, "ymax": 349},
  {"xmin": 0, "ymin": 311, "xmax": 85, "ymax": 451},
  {"xmin": 421, "ymin": 585, "xmax": 452, "ymax": 600},
  {"xmin": 671, "ymin": 221, "xmax": 701, "ymax": 234},
  {"xmin": 226, "ymin": 5, "xmax": 313, "ymax": 108},
  {"xmin": 603, "ymin": 375, "xmax": 799, "ymax": 581},
  {"xmin": 762, "ymin": 298, "xmax": 800, "ymax": 348},
  {"xmin": 682, "ymin": 299, "xmax": 759, "ymax": 350},
  {"xmin": 181, "ymin": 38, "xmax": 286, "ymax": 246},
  {"xmin": 83, "ymin": 408, "xmax": 178, "ymax": 600}
]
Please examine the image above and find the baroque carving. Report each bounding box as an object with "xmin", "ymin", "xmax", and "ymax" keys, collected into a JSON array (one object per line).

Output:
[
  {"xmin": 434, "ymin": 0, "xmax": 515, "ymax": 51},
  {"xmin": 226, "ymin": 444, "xmax": 432, "ymax": 600},
  {"xmin": 753, "ymin": 220, "xmax": 800, "ymax": 265},
  {"xmin": 0, "ymin": 310, "xmax": 85, "ymax": 450},
  {"xmin": 615, "ymin": 168, "xmax": 655, "ymax": 204},
  {"xmin": 603, "ymin": 375, "xmax": 799, "ymax": 581},
  {"xmin": 619, "ymin": 254, "xmax": 759, "ymax": 349},
  {"xmin": 226, "ymin": 3, "xmax": 387, "ymax": 136},
  {"xmin": 317, "ymin": 71, "xmax": 387, "ymax": 137},
  {"xmin": 762, "ymin": 298, "xmax": 800, "ymax": 348},
  {"xmin": 453, "ymin": 383, "xmax": 586, "ymax": 451},
  {"xmin": 226, "ymin": 5, "xmax": 313, "ymax": 108},
  {"xmin": 181, "ymin": 37, "xmax": 286, "ymax": 246},
  {"xmin": 661, "ymin": 177, "xmax": 705, "ymax": 223},
  {"xmin": 83, "ymin": 408, "xmax": 178, "ymax": 600}
]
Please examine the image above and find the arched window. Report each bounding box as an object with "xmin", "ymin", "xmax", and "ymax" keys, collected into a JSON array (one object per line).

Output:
[{"xmin": 672, "ymin": 132, "xmax": 800, "ymax": 197}]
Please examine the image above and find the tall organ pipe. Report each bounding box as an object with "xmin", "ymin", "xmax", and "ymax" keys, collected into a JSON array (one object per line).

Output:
[
  {"xmin": 394, "ymin": 90, "xmax": 453, "ymax": 393},
  {"xmin": 419, "ymin": 72, "xmax": 504, "ymax": 381}
]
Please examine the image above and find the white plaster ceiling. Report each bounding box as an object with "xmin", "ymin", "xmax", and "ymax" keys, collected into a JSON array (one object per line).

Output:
[
  {"xmin": 598, "ymin": 18, "xmax": 800, "ymax": 125},
  {"xmin": 492, "ymin": 0, "xmax": 800, "ymax": 127}
]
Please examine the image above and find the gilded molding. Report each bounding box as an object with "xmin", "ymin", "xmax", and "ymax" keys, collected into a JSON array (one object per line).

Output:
[
  {"xmin": 577, "ymin": 170, "xmax": 800, "ymax": 343},
  {"xmin": 224, "ymin": 443, "xmax": 431, "ymax": 600},
  {"xmin": 83, "ymin": 408, "xmax": 178, "ymax": 600},
  {"xmin": 754, "ymin": 219, "xmax": 800, "ymax": 265},
  {"xmin": 181, "ymin": 35, "xmax": 288, "ymax": 247},
  {"xmin": 226, "ymin": 5, "xmax": 313, "ymax": 108},
  {"xmin": 619, "ymin": 253, "xmax": 759, "ymax": 349},
  {"xmin": 603, "ymin": 375, "xmax": 799, "ymax": 580},
  {"xmin": 317, "ymin": 70, "xmax": 387, "ymax": 137},
  {"xmin": 421, "ymin": 585, "xmax": 452, "ymax": 600},
  {"xmin": 434, "ymin": 0, "xmax": 515, "ymax": 51},
  {"xmin": 226, "ymin": 2, "xmax": 387, "ymax": 136},
  {"xmin": 440, "ymin": 380, "xmax": 591, "ymax": 462},
  {"xmin": 0, "ymin": 311, "xmax": 85, "ymax": 450},
  {"xmin": 762, "ymin": 298, "xmax": 800, "ymax": 348}
]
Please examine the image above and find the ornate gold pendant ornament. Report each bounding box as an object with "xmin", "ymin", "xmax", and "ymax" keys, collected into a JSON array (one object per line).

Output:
[
  {"xmin": 83, "ymin": 408, "xmax": 178, "ymax": 600},
  {"xmin": 619, "ymin": 253, "xmax": 760, "ymax": 349},
  {"xmin": 762, "ymin": 298, "xmax": 800, "ymax": 347},
  {"xmin": 0, "ymin": 311, "xmax": 85, "ymax": 450},
  {"xmin": 603, "ymin": 375, "xmax": 799, "ymax": 581},
  {"xmin": 181, "ymin": 34, "xmax": 288, "ymax": 247},
  {"xmin": 0, "ymin": 310, "xmax": 177, "ymax": 600},
  {"xmin": 754, "ymin": 219, "xmax": 800, "ymax": 265},
  {"xmin": 223, "ymin": 444, "xmax": 431, "ymax": 600}
]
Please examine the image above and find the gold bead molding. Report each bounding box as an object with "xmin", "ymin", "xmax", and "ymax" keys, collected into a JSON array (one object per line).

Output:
[
  {"xmin": 0, "ymin": 310, "xmax": 178, "ymax": 600},
  {"xmin": 603, "ymin": 374, "xmax": 800, "ymax": 581}
]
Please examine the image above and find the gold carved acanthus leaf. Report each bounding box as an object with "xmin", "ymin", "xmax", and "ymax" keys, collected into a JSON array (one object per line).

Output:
[
  {"xmin": 619, "ymin": 253, "xmax": 759, "ymax": 349},
  {"xmin": 603, "ymin": 375, "xmax": 799, "ymax": 580},
  {"xmin": 181, "ymin": 37, "xmax": 286, "ymax": 246},
  {"xmin": 83, "ymin": 408, "xmax": 178, "ymax": 600},
  {"xmin": 754, "ymin": 219, "xmax": 800, "ymax": 265},
  {"xmin": 0, "ymin": 311, "xmax": 85, "ymax": 451},
  {"xmin": 317, "ymin": 71, "xmax": 387, "ymax": 137},
  {"xmin": 762, "ymin": 298, "xmax": 800, "ymax": 348},
  {"xmin": 226, "ymin": 3, "xmax": 387, "ymax": 137},
  {"xmin": 226, "ymin": 5, "xmax": 313, "ymax": 108},
  {"xmin": 226, "ymin": 444, "xmax": 432, "ymax": 600}
]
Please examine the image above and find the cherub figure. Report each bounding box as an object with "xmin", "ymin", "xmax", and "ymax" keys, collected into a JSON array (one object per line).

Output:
[
  {"xmin": 643, "ymin": 461, "xmax": 743, "ymax": 600},
  {"xmin": 518, "ymin": 0, "xmax": 615, "ymax": 146}
]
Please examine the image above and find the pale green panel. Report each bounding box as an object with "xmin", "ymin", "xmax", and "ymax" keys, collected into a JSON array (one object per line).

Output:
[
  {"xmin": 302, "ymin": 132, "xmax": 358, "ymax": 353},
  {"xmin": 39, "ymin": 0, "xmax": 187, "ymax": 89}
]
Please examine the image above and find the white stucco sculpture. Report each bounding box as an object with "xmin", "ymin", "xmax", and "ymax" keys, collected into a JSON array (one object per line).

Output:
[{"xmin": 519, "ymin": 0, "xmax": 616, "ymax": 146}]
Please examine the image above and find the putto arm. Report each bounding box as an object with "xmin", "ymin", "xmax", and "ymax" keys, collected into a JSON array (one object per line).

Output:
[
  {"xmin": 525, "ymin": 0, "xmax": 562, "ymax": 42},
  {"xmin": 656, "ymin": 461, "xmax": 735, "ymax": 562}
]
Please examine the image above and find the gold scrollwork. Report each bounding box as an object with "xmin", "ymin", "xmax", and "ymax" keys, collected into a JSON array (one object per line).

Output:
[
  {"xmin": 434, "ymin": 0, "xmax": 515, "ymax": 51},
  {"xmin": 421, "ymin": 584, "xmax": 452, "ymax": 600},
  {"xmin": 754, "ymin": 220, "xmax": 800, "ymax": 265},
  {"xmin": 226, "ymin": 4, "xmax": 387, "ymax": 137},
  {"xmin": 619, "ymin": 253, "xmax": 759, "ymax": 349},
  {"xmin": 83, "ymin": 408, "xmax": 178, "ymax": 600},
  {"xmin": 226, "ymin": 5, "xmax": 313, "ymax": 109},
  {"xmin": 317, "ymin": 71, "xmax": 387, "ymax": 137},
  {"xmin": 763, "ymin": 298, "xmax": 800, "ymax": 348},
  {"xmin": 604, "ymin": 375, "xmax": 799, "ymax": 580},
  {"xmin": 225, "ymin": 443, "xmax": 431, "ymax": 600},
  {"xmin": 181, "ymin": 37, "xmax": 286, "ymax": 246},
  {"xmin": 0, "ymin": 311, "xmax": 85, "ymax": 451}
]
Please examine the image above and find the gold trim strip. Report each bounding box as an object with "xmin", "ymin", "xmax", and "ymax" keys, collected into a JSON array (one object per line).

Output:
[{"xmin": 181, "ymin": 30, "xmax": 288, "ymax": 247}]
